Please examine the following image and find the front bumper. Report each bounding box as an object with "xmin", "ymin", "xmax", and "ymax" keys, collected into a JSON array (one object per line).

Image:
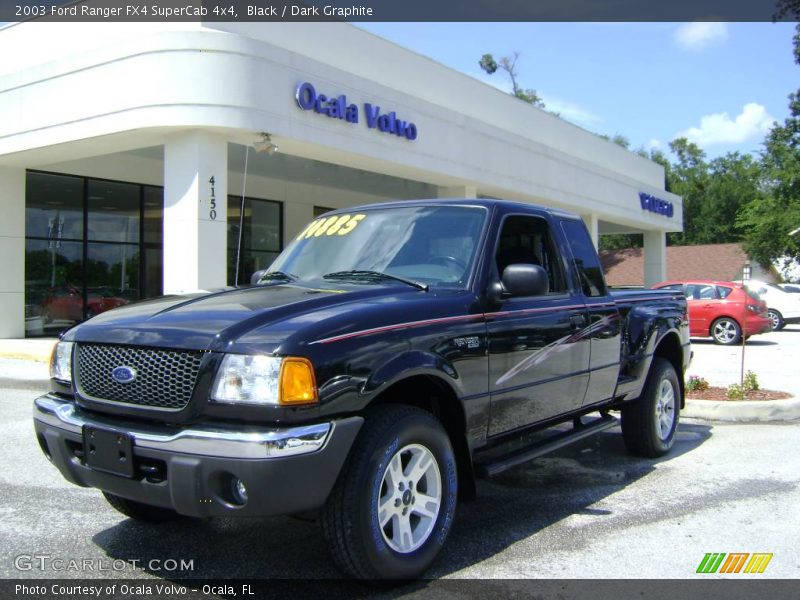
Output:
[{"xmin": 33, "ymin": 394, "xmax": 362, "ymax": 517}]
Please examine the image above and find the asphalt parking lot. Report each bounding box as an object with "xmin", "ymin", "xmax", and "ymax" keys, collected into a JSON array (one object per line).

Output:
[{"xmin": 1, "ymin": 369, "xmax": 798, "ymax": 586}]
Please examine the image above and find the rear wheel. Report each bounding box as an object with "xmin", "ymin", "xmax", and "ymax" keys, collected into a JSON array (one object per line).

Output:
[
  {"xmin": 102, "ymin": 492, "xmax": 182, "ymax": 523},
  {"xmin": 321, "ymin": 405, "xmax": 458, "ymax": 579},
  {"xmin": 768, "ymin": 309, "xmax": 785, "ymax": 331},
  {"xmin": 621, "ymin": 358, "xmax": 680, "ymax": 457},
  {"xmin": 711, "ymin": 317, "xmax": 742, "ymax": 345}
]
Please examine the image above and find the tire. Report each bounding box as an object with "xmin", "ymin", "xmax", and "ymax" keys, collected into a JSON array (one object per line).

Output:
[
  {"xmin": 767, "ymin": 309, "xmax": 785, "ymax": 331},
  {"xmin": 711, "ymin": 317, "xmax": 742, "ymax": 345},
  {"xmin": 621, "ymin": 358, "xmax": 680, "ymax": 458},
  {"xmin": 102, "ymin": 491, "xmax": 182, "ymax": 523},
  {"xmin": 321, "ymin": 404, "xmax": 458, "ymax": 580}
]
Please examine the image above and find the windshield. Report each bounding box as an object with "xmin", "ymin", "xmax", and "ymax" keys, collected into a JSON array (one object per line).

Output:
[{"xmin": 267, "ymin": 205, "xmax": 487, "ymax": 288}]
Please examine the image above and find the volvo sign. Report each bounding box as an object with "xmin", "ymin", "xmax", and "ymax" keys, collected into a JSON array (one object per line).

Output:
[{"xmin": 639, "ymin": 192, "xmax": 674, "ymax": 218}]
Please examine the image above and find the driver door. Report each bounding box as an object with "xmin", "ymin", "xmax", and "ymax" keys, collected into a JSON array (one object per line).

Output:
[{"xmin": 486, "ymin": 214, "xmax": 590, "ymax": 436}]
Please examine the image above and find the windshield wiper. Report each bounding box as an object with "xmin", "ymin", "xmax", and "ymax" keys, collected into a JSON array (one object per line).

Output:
[
  {"xmin": 258, "ymin": 271, "xmax": 298, "ymax": 283},
  {"xmin": 322, "ymin": 270, "xmax": 428, "ymax": 292}
]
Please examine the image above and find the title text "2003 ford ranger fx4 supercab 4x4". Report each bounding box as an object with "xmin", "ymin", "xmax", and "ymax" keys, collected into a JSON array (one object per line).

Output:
[{"xmin": 35, "ymin": 199, "xmax": 690, "ymax": 579}]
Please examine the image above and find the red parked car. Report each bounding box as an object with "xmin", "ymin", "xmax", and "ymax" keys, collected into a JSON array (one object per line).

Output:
[
  {"xmin": 651, "ymin": 279, "xmax": 771, "ymax": 345},
  {"xmin": 41, "ymin": 285, "xmax": 129, "ymax": 324}
]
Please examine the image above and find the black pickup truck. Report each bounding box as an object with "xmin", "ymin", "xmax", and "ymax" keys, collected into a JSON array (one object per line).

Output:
[{"xmin": 34, "ymin": 199, "xmax": 690, "ymax": 579}]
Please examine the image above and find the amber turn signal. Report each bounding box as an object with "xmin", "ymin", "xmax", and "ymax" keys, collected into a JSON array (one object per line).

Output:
[{"xmin": 279, "ymin": 357, "xmax": 318, "ymax": 405}]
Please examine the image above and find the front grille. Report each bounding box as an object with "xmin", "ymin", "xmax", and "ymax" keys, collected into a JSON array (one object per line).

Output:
[{"xmin": 76, "ymin": 344, "xmax": 204, "ymax": 411}]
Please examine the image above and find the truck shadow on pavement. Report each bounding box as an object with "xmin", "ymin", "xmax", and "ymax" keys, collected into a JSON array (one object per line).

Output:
[{"xmin": 91, "ymin": 422, "xmax": 712, "ymax": 588}]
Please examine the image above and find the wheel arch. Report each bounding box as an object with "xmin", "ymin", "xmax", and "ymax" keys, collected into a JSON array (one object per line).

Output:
[
  {"xmin": 370, "ymin": 374, "xmax": 476, "ymax": 500},
  {"xmin": 652, "ymin": 331, "xmax": 686, "ymax": 408}
]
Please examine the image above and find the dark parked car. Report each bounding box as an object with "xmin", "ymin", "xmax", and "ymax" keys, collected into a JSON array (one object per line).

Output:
[{"xmin": 36, "ymin": 199, "xmax": 690, "ymax": 579}]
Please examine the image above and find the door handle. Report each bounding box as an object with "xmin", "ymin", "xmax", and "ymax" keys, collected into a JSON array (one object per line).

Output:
[{"xmin": 570, "ymin": 314, "xmax": 586, "ymax": 330}]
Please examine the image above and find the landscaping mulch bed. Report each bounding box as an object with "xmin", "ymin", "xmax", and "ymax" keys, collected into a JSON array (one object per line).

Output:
[{"xmin": 687, "ymin": 387, "xmax": 792, "ymax": 401}]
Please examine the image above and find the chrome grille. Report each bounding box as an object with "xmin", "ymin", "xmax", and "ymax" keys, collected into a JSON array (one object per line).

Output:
[{"xmin": 76, "ymin": 344, "xmax": 204, "ymax": 410}]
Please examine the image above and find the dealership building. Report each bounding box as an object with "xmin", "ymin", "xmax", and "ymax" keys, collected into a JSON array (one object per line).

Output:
[{"xmin": 0, "ymin": 20, "xmax": 682, "ymax": 338}]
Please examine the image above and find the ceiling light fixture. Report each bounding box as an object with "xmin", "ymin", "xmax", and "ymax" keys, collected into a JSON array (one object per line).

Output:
[{"xmin": 253, "ymin": 132, "xmax": 278, "ymax": 155}]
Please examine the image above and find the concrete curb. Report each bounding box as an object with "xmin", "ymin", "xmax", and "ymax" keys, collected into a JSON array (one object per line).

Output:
[
  {"xmin": 0, "ymin": 339, "xmax": 57, "ymax": 363},
  {"xmin": 683, "ymin": 396, "xmax": 800, "ymax": 422}
]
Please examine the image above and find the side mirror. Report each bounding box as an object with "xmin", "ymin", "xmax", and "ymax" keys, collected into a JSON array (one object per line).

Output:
[
  {"xmin": 250, "ymin": 269, "xmax": 268, "ymax": 285},
  {"xmin": 502, "ymin": 264, "xmax": 549, "ymax": 297}
]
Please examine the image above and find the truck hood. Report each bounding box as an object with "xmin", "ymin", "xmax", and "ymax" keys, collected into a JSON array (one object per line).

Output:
[{"xmin": 65, "ymin": 282, "xmax": 426, "ymax": 352}]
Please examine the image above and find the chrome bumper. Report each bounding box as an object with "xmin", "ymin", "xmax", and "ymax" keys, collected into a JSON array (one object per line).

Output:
[{"xmin": 34, "ymin": 395, "xmax": 331, "ymax": 459}]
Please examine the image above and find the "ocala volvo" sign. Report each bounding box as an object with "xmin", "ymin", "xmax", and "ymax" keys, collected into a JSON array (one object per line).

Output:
[
  {"xmin": 295, "ymin": 81, "xmax": 418, "ymax": 141},
  {"xmin": 639, "ymin": 192, "xmax": 674, "ymax": 218}
]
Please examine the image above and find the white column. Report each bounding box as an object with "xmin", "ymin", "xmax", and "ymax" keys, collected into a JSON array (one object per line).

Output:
[
  {"xmin": 0, "ymin": 168, "xmax": 25, "ymax": 338},
  {"xmin": 581, "ymin": 213, "xmax": 599, "ymax": 249},
  {"xmin": 643, "ymin": 230, "xmax": 667, "ymax": 287},
  {"xmin": 437, "ymin": 185, "xmax": 477, "ymax": 199},
  {"xmin": 163, "ymin": 131, "xmax": 228, "ymax": 293}
]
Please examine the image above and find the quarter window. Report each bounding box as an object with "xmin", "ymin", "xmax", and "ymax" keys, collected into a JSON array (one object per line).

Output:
[{"xmin": 560, "ymin": 219, "xmax": 607, "ymax": 297}]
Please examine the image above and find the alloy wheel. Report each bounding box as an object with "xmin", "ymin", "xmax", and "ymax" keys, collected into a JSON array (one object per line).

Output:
[{"xmin": 377, "ymin": 443, "xmax": 442, "ymax": 554}]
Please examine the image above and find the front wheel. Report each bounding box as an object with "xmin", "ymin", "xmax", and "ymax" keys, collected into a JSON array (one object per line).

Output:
[
  {"xmin": 711, "ymin": 317, "xmax": 742, "ymax": 345},
  {"xmin": 621, "ymin": 357, "xmax": 680, "ymax": 457},
  {"xmin": 321, "ymin": 405, "xmax": 458, "ymax": 579},
  {"xmin": 768, "ymin": 309, "xmax": 785, "ymax": 331}
]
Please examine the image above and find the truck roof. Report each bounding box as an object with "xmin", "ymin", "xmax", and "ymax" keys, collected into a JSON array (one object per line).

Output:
[{"xmin": 320, "ymin": 198, "xmax": 582, "ymax": 221}]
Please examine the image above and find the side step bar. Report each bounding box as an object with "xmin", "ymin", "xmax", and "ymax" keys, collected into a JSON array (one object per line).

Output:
[{"xmin": 475, "ymin": 414, "xmax": 619, "ymax": 478}]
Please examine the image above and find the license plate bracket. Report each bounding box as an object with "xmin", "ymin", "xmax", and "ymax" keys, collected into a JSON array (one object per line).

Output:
[{"xmin": 82, "ymin": 426, "xmax": 135, "ymax": 478}]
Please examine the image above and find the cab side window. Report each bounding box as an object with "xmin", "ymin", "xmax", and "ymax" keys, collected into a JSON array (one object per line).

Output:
[
  {"xmin": 495, "ymin": 215, "xmax": 566, "ymax": 294},
  {"xmin": 560, "ymin": 219, "xmax": 607, "ymax": 297}
]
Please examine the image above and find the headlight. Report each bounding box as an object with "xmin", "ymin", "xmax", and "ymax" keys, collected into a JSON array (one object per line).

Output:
[
  {"xmin": 50, "ymin": 341, "xmax": 74, "ymax": 383},
  {"xmin": 211, "ymin": 354, "xmax": 318, "ymax": 406}
]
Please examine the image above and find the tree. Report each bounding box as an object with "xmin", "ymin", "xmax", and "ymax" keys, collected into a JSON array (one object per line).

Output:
[
  {"xmin": 666, "ymin": 139, "xmax": 762, "ymax": 247},
  {"xmin": 775, "ymin": 0, "xmax": 800, "ymax": 20},
  {"xmin": 599, "ymin": 134, "xmax": 631, "ymax": 149},
  {"xmin": 664, "ymin": 138, "xmax": 708, "ymax": 246},
  {"xmin": 598, "ymin": 233, "xmax": 642, "ymax": 251},
  {"xmin": 479, "ymin": 52, "xmax": 545, "ymax": 108},
  {"xmin": 737, "ymin": 24, "xmax": 800, "ymax": 267},
  {"xmin": 601, "ymin": 141, "xmax": 759, "ymax": 250}
]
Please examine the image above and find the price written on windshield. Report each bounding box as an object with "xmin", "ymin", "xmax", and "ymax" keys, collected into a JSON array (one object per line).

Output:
[{"xmin": 297, "ymin": 214, "xmax": 366, "ymax": 240}]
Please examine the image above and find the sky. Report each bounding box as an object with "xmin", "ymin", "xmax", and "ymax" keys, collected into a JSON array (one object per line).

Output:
[{"xmin": 357, "ymin": 22, "xmax": 798, "ymax": 160}]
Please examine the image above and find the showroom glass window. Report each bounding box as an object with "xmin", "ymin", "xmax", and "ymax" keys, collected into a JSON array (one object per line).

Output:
[
  {"xmin": 24, "ymin": 171, "xmax": 164, "ymax": 337},
  {"xmin": 227, "ymin": 196, "xmax": 283, "ymax": 285}
]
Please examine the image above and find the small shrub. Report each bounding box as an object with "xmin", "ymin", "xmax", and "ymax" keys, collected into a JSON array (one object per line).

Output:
[
  {"xmin": 743, "ymin": 370, "xmax": 760, "ymax": 392},
  {"xmin": 726, "ymin": 384, "xmax": 745, "ymax": 401},
  {"xmin": 686, "ymin": 375, "xmax": 710, "ymax": 392}
]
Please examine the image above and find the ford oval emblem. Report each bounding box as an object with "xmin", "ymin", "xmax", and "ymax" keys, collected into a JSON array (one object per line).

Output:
[{"xmin": 111, "ymin": 366, "xmax": 137, "ymax": 384}]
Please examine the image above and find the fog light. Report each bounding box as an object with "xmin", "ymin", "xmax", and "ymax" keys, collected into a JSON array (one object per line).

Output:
[{"xmin": 232, "ymin": 478, "xmax": 248, "ymax": 505}]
